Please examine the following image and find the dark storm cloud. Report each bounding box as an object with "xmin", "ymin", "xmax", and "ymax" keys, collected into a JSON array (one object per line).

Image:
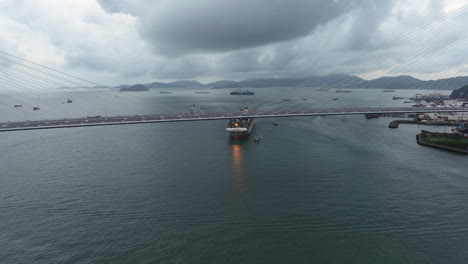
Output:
[
  {"xmin": 95, "ymin": 0, "xmax": 138, "ymax": 15},
  {"xmin": 97, "ymin": 0, "xmax": 361, "ymax": 56},
  {"xmin": 75, "ymin": 0, "xmax": 468, "ymax": 82}
]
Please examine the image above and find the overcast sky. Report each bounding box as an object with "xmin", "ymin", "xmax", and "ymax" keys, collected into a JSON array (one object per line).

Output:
[{"xmin": 1, "ymin": 0, "xmax": 467, "ymax": 86}]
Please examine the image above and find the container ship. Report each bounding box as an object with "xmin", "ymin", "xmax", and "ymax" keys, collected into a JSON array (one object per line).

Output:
[
  {"xmin": 230, "ymin": 90, "xmax": 254, "ymax": 95},
  {"xmin": 226, "ymin": 118, "xmax": 255, "ymax": 138},
  {"xmin": 336, "ymin": 89, "xmax": 352, "ymax": 93}
]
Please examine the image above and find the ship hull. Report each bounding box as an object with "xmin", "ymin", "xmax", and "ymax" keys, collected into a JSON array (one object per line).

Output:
[{"xmin": 230, "ymin": 90, "xmax": 255, "ymax": 95}]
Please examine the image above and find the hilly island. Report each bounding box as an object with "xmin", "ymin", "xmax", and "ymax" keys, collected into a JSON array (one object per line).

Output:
[{"xmin": 450, "ymin": 85, "xmax": 468, "ymax": 99}]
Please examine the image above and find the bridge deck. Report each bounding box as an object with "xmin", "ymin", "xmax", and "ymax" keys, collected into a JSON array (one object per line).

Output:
[{"xmin": 0, "ymin": 107, "xmax": 466, "ymax": 132}]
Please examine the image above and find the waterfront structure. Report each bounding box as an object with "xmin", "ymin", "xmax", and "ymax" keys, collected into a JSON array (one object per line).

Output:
[{"xmin": 453, "ymin": 121, "xmax": 468, "ymax": 135}]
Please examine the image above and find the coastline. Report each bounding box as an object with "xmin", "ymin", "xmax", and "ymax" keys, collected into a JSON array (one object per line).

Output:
[{"xmin": 416, "ymin": 131, "xmax": 468, "ymax": 154}]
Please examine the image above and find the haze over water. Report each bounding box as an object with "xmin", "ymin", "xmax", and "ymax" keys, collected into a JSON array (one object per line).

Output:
[{"xmin": 1, "ymin": 88, "xmax": 467, "ymax": 263}]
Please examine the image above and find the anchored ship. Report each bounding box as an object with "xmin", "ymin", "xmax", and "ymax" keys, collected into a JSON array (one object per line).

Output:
[
  {"xmin": 336, "ymin": 89, "xmax": 352, "ymax": 93},
  {"xmin": 226, "ymin": 118, "xmax": 255, "ymax": 138},
  {"xmin": 230, "ymin": 90, "xmax": 254, "ymax": 95}
]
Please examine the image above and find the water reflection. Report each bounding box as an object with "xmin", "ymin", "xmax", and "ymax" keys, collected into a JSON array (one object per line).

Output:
[{"xmin": 231, "ymin": 144, "xmax": 245, "ymax": 193}]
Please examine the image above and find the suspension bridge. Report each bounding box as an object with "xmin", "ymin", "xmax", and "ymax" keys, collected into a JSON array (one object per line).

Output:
[
  {"xmin": 1, "ymin": 47, "xmax": 468, "ymax": 133},
  {"xmin": 0, "ymin": 107, "xmax": 466, "ymax": 132}
]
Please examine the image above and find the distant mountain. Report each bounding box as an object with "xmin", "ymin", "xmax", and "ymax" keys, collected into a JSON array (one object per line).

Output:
[
  {"xmin": 116, "ymin": 80, "xmax": 203, "ymax": 89},
  {"xmin": 236, "ymin": 74, "xmax": 364, "ymax": 88},
  {"xmin": 297, "ymin": 74, "xmax": 364, "ymax": 87},
  {"xmin": 424, "ymin": 76, "xmax": 468, "ymax": 90},
  {"xmin": 450, "ymin": 85, "xmax": 468, "ymax": 99},
  {"xmin": 120, "ymin": 84, "xmax": 149, "ymax": 92},
  {"xmin": 113, "ymin": 74, "xmax": 468, "ymax": 91},
  {"xmin": 205, "ymin": 80, "xmax": 242, "ymax": 88},
  {"xmin": 146, "ymin": 82, "xmax": 177, "ymax": 88},
  {"xmin": 169, "ymin": 80, "xmax": 203, "ymax": 87},
  {"xmin": 239, "ymin": 78, "xmax": 299, "ymax": 88},
  {"xmin": 357, "ymin": 75, "xmax": 422, "ymax": 89},
  {"xmin": 356, "ymin": 75, "xmax": 468, "ymax": 90}
]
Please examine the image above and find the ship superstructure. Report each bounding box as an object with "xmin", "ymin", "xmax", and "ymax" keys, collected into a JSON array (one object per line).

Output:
[{"xmin": 226, "ymin": 118, "xmax": 255, "ymax": 138}]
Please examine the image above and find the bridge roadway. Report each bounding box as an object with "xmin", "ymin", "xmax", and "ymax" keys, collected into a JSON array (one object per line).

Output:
[{"xmin": 0, "ymin": 107, "xmax": 466, "ymax": 132}]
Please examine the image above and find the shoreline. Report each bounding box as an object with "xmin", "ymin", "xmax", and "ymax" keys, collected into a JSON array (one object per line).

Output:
[{"xmin": 416, "ymin": 131, "xmax": 468, "ymax": 154}]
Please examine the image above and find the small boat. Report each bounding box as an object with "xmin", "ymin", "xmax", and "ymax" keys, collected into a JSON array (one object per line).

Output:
[
  {"xmin": 336, "ymin": 89, "xmax": 351, "ymax": 93},
  {"xmin": 67, "ymin": 98, "xmax": 73, "ymax": 103},
  {"xmin": 195, "ymin": 91, "xmax": 210, "ymax": 94},
  {"xmin": 33, "ymin": 106, "xmax": 40, "ymax": 110},
  {"xmin": 272, "ymin": 122, "xmax": 279, "ymax": 126},
  {"xmin": 383, "ymin": 89, "xmax": 395, "ymax": 92},
  {"xmin": 301, "ymin": 98, "xmax": 307, "ymax": 101},
  {"xmin": 160, "ymin": 91, "xmax": 172, "ymax": 94},
  {"xmin": 404, "ymin": 100, "xmax": 413, "ymax": 103},
  {"xmin": 392, "ymin": 95, "xmax": 404, "ymax": 100},
  {"xmin": 253, "ymin": 137, "xmax": 261, "ymax": 144},
  {"xmin": 333, "ymin": 98, "xmax": 339, "ymax": 100},
  {"xmin": 13, "ymin": 104, "xmax": 22, "ymax": 107}
]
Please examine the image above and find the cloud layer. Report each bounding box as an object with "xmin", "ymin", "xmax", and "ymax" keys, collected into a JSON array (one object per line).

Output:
[
  {"xmin": 130, "ymin": 0, "xmax": 356, "ymax": 55},
  {"xmin": 1, "ymin": 0, "xmax": 468, "ymax": 85}
]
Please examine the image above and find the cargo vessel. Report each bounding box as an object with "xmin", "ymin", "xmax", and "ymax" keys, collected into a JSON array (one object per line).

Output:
[
  {"xmin": 336, "ymin": 89, "xmax": 352, "ymax": 93},
  {"xmin": 230, "ymin": 90, "xmax": 254, "ymax": 95},
  {"xmin": 226, "ymin": 118, "xmax": 255, "ymax": 138}
]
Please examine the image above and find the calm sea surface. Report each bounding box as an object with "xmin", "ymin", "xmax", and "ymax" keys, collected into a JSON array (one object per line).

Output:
[{"xmin": 1, "ymin": 88, "xmax": 467, "ymax": 263}]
